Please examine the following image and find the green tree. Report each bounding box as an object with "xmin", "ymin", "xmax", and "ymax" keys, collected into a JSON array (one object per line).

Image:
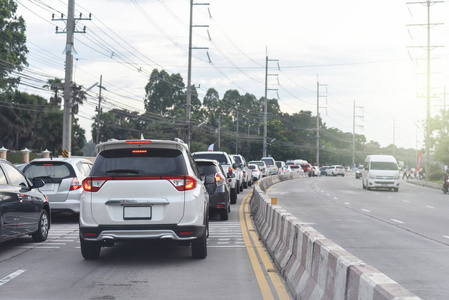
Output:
[
  {"xmin": 0, "ymin": 0, "xmax": 28, "ymax": 91},
  {"xmin": 43, "ymin": 78, "xmax": 63, "ymax": 108}
]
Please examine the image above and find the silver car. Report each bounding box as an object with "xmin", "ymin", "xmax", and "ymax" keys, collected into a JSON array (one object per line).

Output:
[{"xmin": 23, "ymin": 157, "xmax": 93, "ymax": 214}]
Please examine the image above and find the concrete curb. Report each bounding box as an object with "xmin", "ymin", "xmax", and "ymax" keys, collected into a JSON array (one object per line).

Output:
[{"xmin": 250, "ymin": 175, "xmax": 421, "ymax": 300}]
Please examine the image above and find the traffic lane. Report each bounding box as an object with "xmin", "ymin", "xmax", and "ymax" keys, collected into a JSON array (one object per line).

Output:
[
  {"xmin": 315, "ymin": 177, "xmax": 449, "ymax": 245},
  {"xmin": 0, "ymin": 190, "xmax": 264, "ymax": 300},
  {"xmin": 268, "ymin": 177, "xmax": 449, "ymax": 300}
]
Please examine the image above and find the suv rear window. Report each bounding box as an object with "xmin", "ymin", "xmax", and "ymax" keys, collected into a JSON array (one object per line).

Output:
[
  {"xmin": 92, "ymin": 148, "xmax": 187, "ymax": 176},
  {"xmin": 192, "ymin": 153, "xmax": 228, "ymax": 165},
  {"xmin": 24, "ymin": 162, "xmax": 74, "ymax": 183},
  {"xmin": 232, "ymin": 156, "xmax": 242, "ymax": 164},
  {"xmin": 261, "ymin": 158, "xmax": 274, "ymax": 166},
  {"xmin": 196, "ymin": 162, "xmax": 220, "ymax": 176}
]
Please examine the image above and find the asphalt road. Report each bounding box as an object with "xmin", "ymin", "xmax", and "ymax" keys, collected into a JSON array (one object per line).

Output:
[
  {"xmin": 0, "ymin": 188, "xmax": 291, "ymax": 300},
  {"xmin": 268, "ymin": 175, "xmax": 449, "ymax": 300}
]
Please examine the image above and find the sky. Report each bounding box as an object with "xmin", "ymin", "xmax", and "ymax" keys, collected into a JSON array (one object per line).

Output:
[{"xmin": 15, "ymin": 0, "xmax": 449, "ymax": 150}]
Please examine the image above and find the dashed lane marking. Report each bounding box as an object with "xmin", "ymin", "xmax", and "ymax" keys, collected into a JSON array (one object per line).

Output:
[
  {"xmin": 361, "ymin": 209, "xmax": 371, "ymax": 213},
  {"xmin": 0, "ymin": 269, "xmax": 26, "ymax": 286},
  {"xmin": 391, "ymin": 219, "xmax": 404, "ymax": 224}
]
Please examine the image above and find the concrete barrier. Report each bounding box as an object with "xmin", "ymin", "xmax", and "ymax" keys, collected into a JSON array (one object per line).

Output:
[{"xmin": 250, "ymin": 175, "xmax": 421, "ymax": 300}]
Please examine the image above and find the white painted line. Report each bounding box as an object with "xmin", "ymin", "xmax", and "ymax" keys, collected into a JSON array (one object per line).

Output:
[
  {"xmin": 333, "ymin": 197, "xmax": 338, "ymax": 200},
  {"xmin": 326, "ymin": 194, "xmax": 330, "ymax": 196},
  {"xmin": 361, "ymin": 209, "xmax": 371, "ymax": 213},
  {"xmin": 0, "ymin": 269, "xmax": 26, "ymax": 286},
  {"xmin": 391, "ymin": 219, "xmax": 404, "ymax": 224},
  {"xmin": 43, "ymin": 243, "xmax": 66, "ymax": 246},
  {"xmin": 443, "ymin": 236, "xmax": 449, "ymax": 239},
  {"xmin": 403, "ymin": 200, "xmax": 410, "ymax": 203},
  {"xmin": 426, "ymin": 206, "xmax": 435, "ymax": 209},
  {"xmin": 344, "ymin": 202, "xmax": 350, "ymax": 205}
]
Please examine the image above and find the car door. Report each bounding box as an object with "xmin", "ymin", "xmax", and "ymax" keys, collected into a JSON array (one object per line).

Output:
[{"xmin": 1, "ymin": 163, "xmax": 41, "ymax": 234}]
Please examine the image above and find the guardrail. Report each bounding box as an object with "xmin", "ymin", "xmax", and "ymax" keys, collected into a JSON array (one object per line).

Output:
[{"xmin": 250, "ymin": 174, "xmax": 420, "ymax": 300}]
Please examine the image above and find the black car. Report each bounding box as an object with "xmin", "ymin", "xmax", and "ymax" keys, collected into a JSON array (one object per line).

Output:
[
  {"xmin": 355, "ymin": 165, "xmax": 364, "ymax": 179},
  {"xmin": 0, "ymin": 159, "xmax": 50, "ymax": 243},
  {"xmin": 195, "ymin": 159, "xmax": 232, "ymax": 220}
]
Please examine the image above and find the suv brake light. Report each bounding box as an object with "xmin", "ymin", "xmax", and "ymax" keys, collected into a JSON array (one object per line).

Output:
[
  {"xmin": 167, "ymin": 176, "xmax": 196, "ymax": 191},
  {"xmin": 228, "ymin": 167, "xmax": 233, "ymax": 174},
  {"xmin": 83, "ymin": 176, "xmax": 197, "ymax": 192},
  {"xmin": 82, "ymin": 177, "xmax": 110, "ymax": 192},
  {"xmin": 70, "ymin": 177, "xmax": 82, "ymax": 191},
  {"xmin": 215, "ymin": 173, "xmax": 224, "ymax": 186}
]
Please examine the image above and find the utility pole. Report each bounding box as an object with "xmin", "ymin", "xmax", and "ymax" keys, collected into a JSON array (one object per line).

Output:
[
  {"xmin": 316, "ymin": 78, "xmax": 327, "ymax": 167},
  {"xmin": 263, "ymin": 54, "xmax": 279, "ymax": 157},
  {"xmin": 218, "ymin": 115, "xmax": 221, "ymax": 151},
  {"xmin": 53, "ymin": 0, "xmax": 90, "ymax": 157},
  {"xmin": 406, "ymin": 0, "xmax": 443, "ymax": 177},
  {"xmin": 187, "ymin": 0, "xmax": 209, "ymax": 148},
  {"xmin": 352, "ymin": 101, "xmax": 364, "ymax": 167},
  {"xmin": 235, "ymin": 107, "xmax": 239, "ymax": 153},
  {"xmin": 393, "ymin": 120, "xmax": 396, "ymax": 157},
  {"xmin": 95, "ymin": 75, "xmax": 105, "ymax": 144}
]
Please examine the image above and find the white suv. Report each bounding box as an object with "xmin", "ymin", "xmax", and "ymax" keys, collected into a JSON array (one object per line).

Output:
[{"xmin": 79, "ymin": 139, "xmax": 212, "ymax": 259}]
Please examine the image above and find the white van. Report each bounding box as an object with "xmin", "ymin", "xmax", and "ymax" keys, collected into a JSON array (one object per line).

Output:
[{"xmin": 362, "ymin": 155, "xmax": 400, "ymax": 192}]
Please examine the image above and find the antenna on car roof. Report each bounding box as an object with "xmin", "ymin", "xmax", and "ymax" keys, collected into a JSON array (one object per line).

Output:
[{"xmin": 140, "ymin": 134, "xmax": 145, "ymax": 140}]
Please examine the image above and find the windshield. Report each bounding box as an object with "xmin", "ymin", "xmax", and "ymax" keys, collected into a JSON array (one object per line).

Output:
[{"xmin": 370, "ymin": 161, "xmax": 398, "ymax": 171}]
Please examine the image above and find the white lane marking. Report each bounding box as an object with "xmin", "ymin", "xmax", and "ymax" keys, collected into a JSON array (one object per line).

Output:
[
  {"xmin": 333, "ymin": 197, "xmax": 338, "ymax": 200},
  {"xmin": 361, "ymin": 209, "xmax": 371, "ymax": 213},
  {"xmin": 387, "ymin": 196, "xmax": 393, "ymax": 199},
  {"xmin": 344, "ymin": 202, "xmax": 350, "ymax": 205},
  {"xmin": 326, "ymin": 194, "xmax": 330, "ymax": 196},
  {"xmin": 426, "ymin": 206, "xmax": 435, "ymax": 209},
  {"xmin": 0, "ymin": 269, "xmax": 26, "ymax": 286},
  {"xmin": 443, "ymin": 236, "xmax": 449, "ymax": 239},
  {"xmin": 391, "ymin": 219, "xmax": 404, "ymax": 224},
  {"xmin": 403, "ymin": 200, "xmax": 410, "ymax": 203}
]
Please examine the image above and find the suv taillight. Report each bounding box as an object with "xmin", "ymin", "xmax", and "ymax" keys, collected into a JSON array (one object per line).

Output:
[
  {"xmin": 82, "ymin": 176, "xmax": 197, "ymax": 192},
  {"xmin": 70, "ymin": 177, "xmax": 82, "ymax": 191},
  {"xmin": 215, "ymin": 173, "xmax": 224, "ymax": 186},
  {"xmin": 82, "ymin": 177, "xmax": 110, "ymax": 192},
  {"xmin": 228, "ymin": 167, "xmax": 233, "ymax": 174},
  {"xmin": 167, "ymin": 176, "xmax": 196, "ymax": 191}
]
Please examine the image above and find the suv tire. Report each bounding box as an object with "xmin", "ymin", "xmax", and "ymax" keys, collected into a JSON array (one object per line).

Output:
[
  {"xmin": 32, "ymin": 210, "xmax": 49, "ymax": 242},
  {"xmin": 230, "ymin": 188, "xmax": 237, "ymax": 204},
  {"xmin": 192, "ymin": 228, "xmax": 207, "ymax": 259},
  {"xmin": 220, "ymin": 208, "xmax": 229, "ymax": 220},
  {"xmin": 81, "ymin": 239, "xmax": 102, "ymax": 260}
]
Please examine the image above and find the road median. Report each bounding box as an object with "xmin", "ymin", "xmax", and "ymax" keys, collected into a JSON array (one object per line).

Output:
[{"xmin": 250, "ymin": 174, "xmax": 420, "ymax": 300}]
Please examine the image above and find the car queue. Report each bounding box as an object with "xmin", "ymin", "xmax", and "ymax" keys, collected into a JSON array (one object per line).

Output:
[{"xmin": 2, "ymin": 141, "xmax": 371, "ymax": 260}]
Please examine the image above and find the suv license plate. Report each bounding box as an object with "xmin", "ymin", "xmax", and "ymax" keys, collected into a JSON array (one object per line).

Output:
[{"xmin": 124, "ymin": 206, "xmax": 152, "ymax": 220}]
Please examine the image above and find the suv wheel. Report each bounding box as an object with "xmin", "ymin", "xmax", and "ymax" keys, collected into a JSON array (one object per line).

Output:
[
  {"xmin": 32, "ymin": 210, "xmax": 49, "ymax": 242},
  {"xmin": 243, "ymin": 180, "xmax": 248, "ymax": 189},
  {"xmin": 220, "ymin": 209, "xmax": 229, "ymax": 220},
  {"xmin": 192, "ymin": 228, "xmax": 207, "ymax": 259},
  {"xmin": 81, "ymin": 239, "xmax": 102, "ymax": 259},
  {"xmin": 230, "ymin": 188, "xmax": 237, "ymax": 204}
]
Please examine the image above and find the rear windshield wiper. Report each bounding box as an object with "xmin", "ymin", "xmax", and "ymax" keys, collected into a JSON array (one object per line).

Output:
[
  {"xmin": 33, "ymin": 176, "xmax": 56, "ymax": 183},
  {"xmin": 105, "ymin": 169, "xmax": 140, "ymax": 175}
]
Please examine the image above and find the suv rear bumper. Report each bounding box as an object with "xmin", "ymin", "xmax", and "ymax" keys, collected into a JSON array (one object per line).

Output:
[{"xmin": 79, "ymin": 225, "xmax": 205, "ymax": 241}]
